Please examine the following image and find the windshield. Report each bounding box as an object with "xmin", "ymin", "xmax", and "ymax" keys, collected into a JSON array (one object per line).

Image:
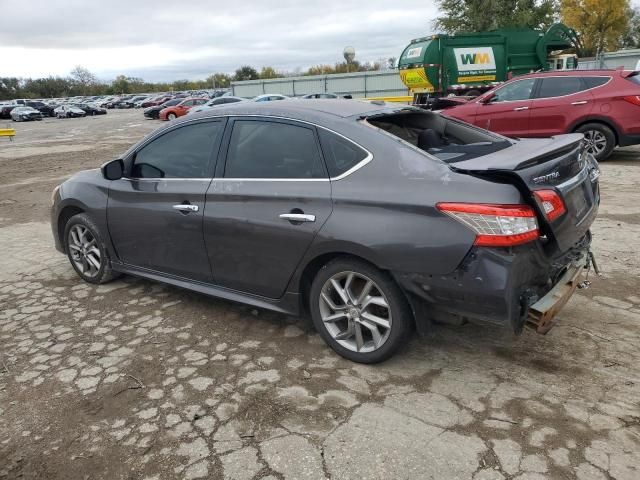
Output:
[{"xmin": 366, "ymin": 110, "xmax": 512, "ymax": 163}]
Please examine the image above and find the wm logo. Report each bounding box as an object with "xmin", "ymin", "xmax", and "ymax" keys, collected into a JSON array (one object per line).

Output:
[{"xmin": 460, "ymin": 53, "xmax": 491, "ymax": 65}]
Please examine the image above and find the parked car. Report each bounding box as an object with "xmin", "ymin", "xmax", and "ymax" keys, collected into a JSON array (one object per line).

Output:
[
  {"xmin": 141, "ymin": 96, "xmax": 171, "ymax": 108},
  {"xmin": 10, "ymin": 106, "xmax": 44, "ymax": 121},
  {"xmin": 301, "ymin": 93, "xmax": 339, "ymax": 99},
  {"xmin": 117, "ymin": 96, "xmax": 148, "ymax": 109},
  {"xmin": 75, "ymin": 104, "xmax": 107, "ymax": 116},
  {"xmin": 187, "ymin": 96, "xmax": 245, "ymax": 115},
  {"xmin": 144, "ymin": 99, "xmax": 181, "ymax": 119},
  {"xmin": 25, "ymin": 101, "xmax": 56, "ymax": 117},
  {"xmin": 50, "ymin": 100, "xmax": 600, "ymax": 363},
  {"xmin": 158, "ymin": 98, "xmax": 208, "ymax": 120},
  {"xmin": 54, "ymin": 105, "xmax": 87, "ymax": 118},
  {"xmin": 253, "ymin": 94, "xmax": 290, "ymax": 102},
  {"xmin": 443, "ymin": 69, "xmax": 640, "ymax": 161},
  {"xmin": 0, "ymin": 103, "xmax": 18, "ymax": 119}
]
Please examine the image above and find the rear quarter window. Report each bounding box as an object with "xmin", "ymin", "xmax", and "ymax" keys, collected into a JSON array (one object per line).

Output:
[
  {"xmin": 583, "ymin": 77, "xmax": 610, "ymax": 88},
  {"xmin": 318, "ymin": 129, "xmax": 369, "ymax": 178}
]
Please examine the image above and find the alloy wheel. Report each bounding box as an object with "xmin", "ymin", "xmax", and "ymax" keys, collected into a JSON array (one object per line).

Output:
[
  {"xmin": 583, "ymin": 130, "xmax": 607, "ymax": 156},
  {"xmin": 68, "ymin": 225, "xmax": 101, "ymax": 278},
  {"xmin": 318, "ymin": 271, "xmax": 392, "ymax": 353}
]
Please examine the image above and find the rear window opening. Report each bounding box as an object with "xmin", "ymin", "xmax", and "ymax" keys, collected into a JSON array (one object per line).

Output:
[{"xmin": 365, "ymin": 110, "xmax": 512, "ymax": 162}]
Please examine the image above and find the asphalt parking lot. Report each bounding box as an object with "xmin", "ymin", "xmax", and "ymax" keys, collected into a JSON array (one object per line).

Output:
[{"xmin": 0, "ymin": 109, "xmax": 639, "ymax": 480}]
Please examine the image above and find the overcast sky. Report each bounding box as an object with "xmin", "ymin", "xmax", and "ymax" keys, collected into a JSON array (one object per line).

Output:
[{"xmin": 0, "ymin": 0, "xmax": 439, "ymax": 82}]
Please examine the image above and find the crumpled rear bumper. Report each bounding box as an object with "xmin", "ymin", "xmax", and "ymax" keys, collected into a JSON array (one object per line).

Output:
[
  {"xmin": 524, "ymin": 252, "xmax": 588, "ymax": 334},
  {"xmin": 394, "ymin": 233, "xmax": 593, "ymax": 334}
]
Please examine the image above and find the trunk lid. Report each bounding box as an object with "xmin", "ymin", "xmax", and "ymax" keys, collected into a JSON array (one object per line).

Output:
[{"xmin": 450, "ymin": 134, "xmax": 600, "ymax": 253}]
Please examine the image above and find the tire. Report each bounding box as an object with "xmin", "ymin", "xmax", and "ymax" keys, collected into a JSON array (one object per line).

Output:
[
  {"xmin": 309, "ymin": 258, "xmax": 412, "ymax": 363},
  {"xmin": 167, "ymin": 112, "xmax": 177, "ymax": 121},
  {"xmin": 575, "ymin": 123, "xmax": 615, "ymax": 161},
  {"xmin": 63, "ymin": 213, "xmax": 120, "ymax": 285}
]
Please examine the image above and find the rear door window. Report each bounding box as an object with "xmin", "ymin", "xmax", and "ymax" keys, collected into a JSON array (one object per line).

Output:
[
  {"xmin": 224, "ymin": 120, "xmax": 326, "ymax": 179},
  {"xmin": 535, "ymin": 77, "xmax": 584, "ymax": 98},
  {"xmin": 318, "ymin": 129, "xmax": 369, "ymax": 177}
]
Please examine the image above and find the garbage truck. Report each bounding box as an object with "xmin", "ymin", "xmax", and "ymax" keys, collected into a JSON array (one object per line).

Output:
[{"xmin": 399, "ymin": 23, "xmax": 579, "ymax": 104}]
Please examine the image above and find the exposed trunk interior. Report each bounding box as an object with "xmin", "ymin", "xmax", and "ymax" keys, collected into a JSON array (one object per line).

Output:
[{"xmin": 366, "ymin": 110, "xmax": 512, "ymax": 162}]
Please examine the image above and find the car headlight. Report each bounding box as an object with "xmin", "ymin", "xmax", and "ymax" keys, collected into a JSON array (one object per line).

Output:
[{"xmin": 51, "ymin": 185, "xmax": 61, "ymax": 206}]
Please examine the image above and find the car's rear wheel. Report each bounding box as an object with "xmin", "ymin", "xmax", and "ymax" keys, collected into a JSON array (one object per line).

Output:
[
  {"xmin": 167, "ymin": 112, "xmax": 177, "ymax": 120},
  {"xmin": 575, "ymin": 123, "xmax": 615, "ymax": 161},
  {"xmin": 64, "ymin": 213, "xmax": 120, "ymax": 285},
  {"xmin": 309, "ymin": 258, "xmax": 412, "ymax": 363}
]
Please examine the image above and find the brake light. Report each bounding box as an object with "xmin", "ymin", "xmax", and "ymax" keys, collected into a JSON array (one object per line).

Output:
[
  {"xmin": 623, "ymin": 95, "xmax": 640, "ymax": 106},
  {"xmin": 437, "ymin": 203, "xmax": 539, "ymax": 247},
  {"xmin": 533, "ymin": 190, "xmax": 566, "ymax": 222}
]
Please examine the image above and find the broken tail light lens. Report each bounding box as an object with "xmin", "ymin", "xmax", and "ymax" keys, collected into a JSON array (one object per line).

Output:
[
  {"xmin": 436, "ymin": 203, "xmax": 539, "ymax": 247},
  {"xmin": 533, "ymin": 190, "xmax": 566, "ymax": 222}
]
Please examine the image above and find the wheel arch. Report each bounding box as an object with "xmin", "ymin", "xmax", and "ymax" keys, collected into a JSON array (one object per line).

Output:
[
  {"xmin": 57, "ymin": 204, "xmax": 85, "ymax": 251},
  {"xmin": 569, "ymin": 117, "xmax": 621, "ymax": 146}
]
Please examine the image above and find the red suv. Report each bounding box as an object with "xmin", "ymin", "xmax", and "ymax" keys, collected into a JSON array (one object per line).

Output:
[{"xmin": 443, "ymin": 70, "xmax": 640, "ymax": 160}]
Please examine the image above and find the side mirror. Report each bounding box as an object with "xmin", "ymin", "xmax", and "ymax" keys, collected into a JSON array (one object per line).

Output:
[
  {"xmin": 479, "ymin": 92, "xmax": 495, "ymax": 104},
  {"xmin": 102, "ymin": 158, "xmax": 124, "ymax": 180}
]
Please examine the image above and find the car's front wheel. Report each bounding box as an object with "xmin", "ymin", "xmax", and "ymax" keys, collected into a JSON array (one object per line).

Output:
[
  {"xmin": 309, "ymin": 258, "xmax": 412, "ymax": 363},
  {"xmin": 167, "ymin": 112, "xmax": 177, "ymax": 121},
  {"xmin": 64, "ymin": 213, "xmax": 120, "ymax": 285},
  {"xmin": 575, "ymin": 123, "xmax": 615, "ymax": 161}
]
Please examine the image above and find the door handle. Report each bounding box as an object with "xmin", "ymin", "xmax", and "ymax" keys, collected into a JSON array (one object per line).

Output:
[
  {"xmin": 279, "ymin": 213, "xmax": 316, "ymax": 223},
  {"xmin": 571, "ymin": 101, "xmax": 588, "ymax": 105},
  {"xmin": 173, "ymin": 204, "xmax": 199, "ymax": 213},
  {"xmin": 513, "ymin": 106, "xmax": 529, "ymax": 111}
]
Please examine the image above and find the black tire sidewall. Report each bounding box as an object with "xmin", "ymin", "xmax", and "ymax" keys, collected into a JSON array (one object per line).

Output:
[
  {"xmin": 576, "ymin": 123, "xmax": 615, "ymax": 161},
  {"xmin": 309, "ymin": 258, "xmax": 411, "ymax": 364},
  {"xmin": 64, "ymin": 214, "xmax": 109, "ymax": 284}
]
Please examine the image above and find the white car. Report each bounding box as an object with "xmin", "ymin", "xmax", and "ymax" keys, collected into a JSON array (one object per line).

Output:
[
  {"xmin": 187, "ymin": 96, "xmax": 245, "ymax": 115},
  {"xmin": 54, "ymin": 105, "xmax": 87, "ymax": 118},
  {"xmin": 252, "ymin": 94, "xmax": 290, "ymax": 102}
]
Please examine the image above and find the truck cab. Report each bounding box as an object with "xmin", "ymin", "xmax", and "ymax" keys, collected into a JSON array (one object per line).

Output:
[{"xmin": 548, "ymin": 54, "xmax": 578, "ymax": 71}]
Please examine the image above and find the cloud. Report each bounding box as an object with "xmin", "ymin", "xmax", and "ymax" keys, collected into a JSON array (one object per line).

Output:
[{"xmin": 0, "ymin": 0, "xmax": 439, "ymax": 81}]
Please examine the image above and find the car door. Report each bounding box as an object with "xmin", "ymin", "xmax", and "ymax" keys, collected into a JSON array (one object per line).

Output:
[
  {"xmin": 107, "ymin": 119, "xmax": 226, "ymax": 282},
  {"xmin": 473, "ymin": 78, "xmax": 536, "ymax": 137},
  {"xmin": 203, "ymin": 117, "xmax": 332, "ymax": 298},
  {"xmin": 528, "ymin": 76, "xmax": 595, "ymax": 137}
]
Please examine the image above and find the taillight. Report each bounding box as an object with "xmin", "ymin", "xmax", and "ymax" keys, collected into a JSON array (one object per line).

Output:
[
  {"xmin": 623, "ymin": 95, "xmax": 640, "ymax": 106},
  {"xmin": 436, "ymin": 203, "xmax": 539, "ymax": 247},
  {"xmin": 533, "ymin": 190, "xmax": 566, "ymax": 222}
]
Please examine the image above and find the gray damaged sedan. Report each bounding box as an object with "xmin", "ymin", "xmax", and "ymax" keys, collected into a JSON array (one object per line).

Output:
[{"xmin": 51, "ymin": 100, "xmax": 600, "ymax": 363}]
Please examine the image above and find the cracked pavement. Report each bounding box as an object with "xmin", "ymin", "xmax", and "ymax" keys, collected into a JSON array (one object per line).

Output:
[{"xmin": 1, "ymin": 110, "xmax": 639, "ymax": 479}]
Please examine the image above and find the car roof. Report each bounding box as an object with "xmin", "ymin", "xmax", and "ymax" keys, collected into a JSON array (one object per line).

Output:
[
  {"xmin": 186, "ymin": 99, "xmax": 410, "ymax": 121},
  {"xmin": 516, "ymin": 69, "xmax": 626, "ymax": 80}
]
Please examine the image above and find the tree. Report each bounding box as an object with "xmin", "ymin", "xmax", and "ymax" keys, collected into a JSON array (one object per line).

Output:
[
  {"xmin": 434, "ymin": 0, "xmax": 558, "ymax": 33},
  {"xmin": 206, "ymin": 73, "xmax": 231, "ymax": 88},
  {"xmin": 622, "ymin": 6, "xmax": 640, "ymax": 49},
  {"xmin": 70, "ymin": 65, "xmax": 98, "ymax": 95},
  {"xmin": 387, "ymin": 57, "xmax": 398, "ymax": 69},
  {"xmin": 561, "ymin": 0, "xmax": 629, "ymax": 56},
  {"xmin": 259, "ymin": 66, "xmax": 282, "ymax": 79},
  {"xmin": 233, "ymin": 66, "xmax": 259, "ymax": 81}
]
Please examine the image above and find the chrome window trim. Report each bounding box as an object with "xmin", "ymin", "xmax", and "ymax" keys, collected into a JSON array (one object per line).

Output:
[
  {"xmin": 531, "ymin": 75, "xmax": 613, "ymax": 100},
  {"xmin": 125, "ymin": 114, "xmax": 374, "ymax": 182},
  {"xmin": 475, "ymin": 75, "xmax": 613, "ymax": 105}
]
